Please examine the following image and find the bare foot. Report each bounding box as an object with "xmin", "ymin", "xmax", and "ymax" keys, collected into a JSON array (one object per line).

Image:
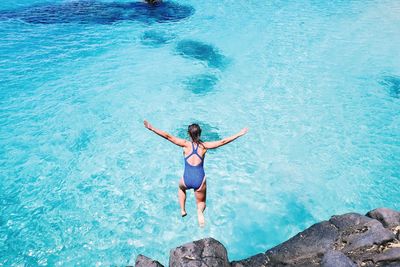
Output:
[
  {"xmin": 197, "ymin": 209, "xmax": 205, "ymax": 227},
  {"xmin": 181, "ymin": 210, "xmax": 187, "ymax": 217}
]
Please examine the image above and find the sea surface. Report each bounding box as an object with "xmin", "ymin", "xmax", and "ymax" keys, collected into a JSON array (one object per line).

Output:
[{"xmin": 1, "ymin": 0, "xmax": 399, "ymax": 265}]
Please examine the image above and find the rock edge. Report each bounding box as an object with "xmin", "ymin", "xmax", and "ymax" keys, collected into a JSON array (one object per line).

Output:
[{"xmin": 135, "ymin": 207, "xmax": 400, "ymax": 267}]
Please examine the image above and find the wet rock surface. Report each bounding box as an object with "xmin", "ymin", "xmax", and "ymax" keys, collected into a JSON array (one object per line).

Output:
[{"xmin": 135, "ymin": 207, "xmax": 400, "ymax": 267}]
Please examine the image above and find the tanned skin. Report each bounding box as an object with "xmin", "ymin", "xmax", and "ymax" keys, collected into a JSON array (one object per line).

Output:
[{"xmin": 144, "ymin": 120, "xmax": 248, "ymax": 227}]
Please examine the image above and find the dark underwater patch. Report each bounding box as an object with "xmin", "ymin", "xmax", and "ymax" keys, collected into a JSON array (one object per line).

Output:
[
  {"xmin": 184, "ymin": 74, "xmax": 218, "ymax": 95},
  {"xmin": 0, "ymin": 1, "xmax": 194, "ymax": 25},
  {"xmin": 140, "ymin": 30, "xmax": 176, "ymax": 47},
  {"xmin": 284, "ymin": 199, "xmax": 315, "ymax": 226},
  {"xmin": 380, "ymin": 75, "xmax": 400, "ymax": 98},
  {"xmin": 176, "ymin": 40, "xmax": 228, "ymax": 69},
  {"xmin": 176, "ymin": 122, "xmax": 222, "ymax": 143},
  {"xmin": 70, "ymin": 129, "xmax": 94, "ymax": 152}
]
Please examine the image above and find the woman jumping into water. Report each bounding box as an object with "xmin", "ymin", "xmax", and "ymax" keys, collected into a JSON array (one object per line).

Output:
[{"xmin": 144, "ymin": 120, "xmax": 248, "ymax": 227}]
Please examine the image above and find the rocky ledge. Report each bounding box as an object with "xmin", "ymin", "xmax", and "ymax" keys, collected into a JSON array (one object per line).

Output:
[{"xmin": 134, "ymin": 207, "xmax": 400, "ymax": 267}]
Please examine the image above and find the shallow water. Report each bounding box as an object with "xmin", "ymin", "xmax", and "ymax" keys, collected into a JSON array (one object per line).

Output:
[{"xmin": 1, "ymin": 0, "xmax": 399, "ymax": 265}]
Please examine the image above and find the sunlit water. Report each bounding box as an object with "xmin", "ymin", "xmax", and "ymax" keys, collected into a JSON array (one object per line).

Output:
[{"xmin": 1, "ymin": 0, "xmax": 399, "ymax": 265}]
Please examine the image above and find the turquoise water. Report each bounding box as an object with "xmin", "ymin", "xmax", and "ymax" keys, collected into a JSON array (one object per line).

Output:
[{"xmin": 1, "ymin": 0, "xmax": 400, "ymax": 265}]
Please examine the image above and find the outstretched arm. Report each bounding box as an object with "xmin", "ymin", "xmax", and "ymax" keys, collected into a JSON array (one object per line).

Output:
[
  {"xmin": 203, "ymin": 128, "xmax": 248, "ymax": 149},
  {"xmin": 144, "ymin": 120, "xmax": 187, "ymax": 147}
]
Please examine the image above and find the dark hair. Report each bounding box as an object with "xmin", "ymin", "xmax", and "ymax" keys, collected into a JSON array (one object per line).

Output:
[{"xmin": 188, "ymin": 123, "xmax": 202, "ymax": 144}]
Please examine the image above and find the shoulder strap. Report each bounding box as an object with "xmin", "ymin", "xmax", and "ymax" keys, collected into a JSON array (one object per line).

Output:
[
  {"xmin": 193, "ymin": 143, "xmax": 203, "ymax": 159},
  {"xmin": 185, "ymin": 142, "xmax": 203, "ymax": 161},
  {"xmin": 185, "ymin": 142, "xmax": 195, "ymax": 159}
]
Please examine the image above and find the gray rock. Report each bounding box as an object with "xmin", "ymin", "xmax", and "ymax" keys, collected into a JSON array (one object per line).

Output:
[
  {"xmin": 358, "ymin": 247, "xmax": 400, "ymax": 266},
  {"xmin": 337, "ymin": 219, "xmax": 395, "ymax": 252},
  {"xmin": 379, "ymin": 263, "xmax": 400, "ymax": 267},
  {"xmin": 230, "ymin": 253, "xmax": 269, "ymax": 267},
  {"xmin": 329, "ymin": 213, "xmax": 373, "ymax": 230},
  {"xmin": 375, "ymin": 248, "xmax": 400, "ymax": 264},
  {"xmin": 321, "ymin": 250, "xmax": 356, "ymax": 267},
  {"xmin": 135, "ymin": 254, "xmax": 164, "ymax": 267},
  {"xmin": 134, "ymin": 208, "xmax": 400, "ymax": 267},
  {"xmin": 367, "ymin": 208, "xmax": 400, "ymax": 228},
  {"xmin": 264, "ymin": 221, "xmax": 339, "ymax": 266},
  {"xmin": 169, "ymin": 237, "xmax": 229, "ymax": 267}
]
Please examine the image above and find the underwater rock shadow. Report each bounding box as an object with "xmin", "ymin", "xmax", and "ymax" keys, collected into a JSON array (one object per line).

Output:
[
  {"xmin": 0, "ymin": 1, "xmax": 194, "ymax": 25},
  {"xmin": 69, "ymin": 129, "xmax": 95, "ymax": 153},
  {"xmin": 380, "ymin": 75, "xmax": 400, "ymax": 98},
  {"xmin": 183, "ymin": 73, "xmax": 219, "ymax": 95},
  {"xmin": 140, "ymin": 30, "xmax": 176, "ymax": 47},
  {"xmin": 176, "ymin": 39, "xmax": 229, "ymax": 69}
]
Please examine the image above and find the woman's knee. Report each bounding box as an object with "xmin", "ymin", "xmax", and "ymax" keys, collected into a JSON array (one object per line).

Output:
[{"xmin": 197, "ymin": 202, "xmax": 206, "ymax": 210}]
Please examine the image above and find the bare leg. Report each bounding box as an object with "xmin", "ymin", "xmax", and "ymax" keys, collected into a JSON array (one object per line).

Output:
[
  {"xmin": 195, "ymin": 178, "xmax": 207, "ymax": 227},
  {"xmin": 178, "ymin": 178, "xmax": 187, "ymax": 217}
]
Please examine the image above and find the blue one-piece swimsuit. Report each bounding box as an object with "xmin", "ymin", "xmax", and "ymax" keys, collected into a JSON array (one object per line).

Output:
[{"xmin": 183, "ymin": 142, "xmax": 205, "ymax": 190}]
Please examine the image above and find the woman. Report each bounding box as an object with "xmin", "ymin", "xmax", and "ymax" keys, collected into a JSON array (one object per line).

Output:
[{"xmin": 143, "ymin": 120, "xmax": 248, "ymax": 227}]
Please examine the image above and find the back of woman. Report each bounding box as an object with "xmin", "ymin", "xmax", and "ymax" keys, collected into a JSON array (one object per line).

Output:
[{"xmin": 144, "ymin": 120, "xmax": 248, "ymax": 227}]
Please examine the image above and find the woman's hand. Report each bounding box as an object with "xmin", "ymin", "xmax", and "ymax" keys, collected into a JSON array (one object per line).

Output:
[
  {"xmin": 238, "ymin": 127, "xmax": 248, "ymax": 136},
  {"xmin": 144, "ymin": 120, "xmax": 153, "ymax": 131}
]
